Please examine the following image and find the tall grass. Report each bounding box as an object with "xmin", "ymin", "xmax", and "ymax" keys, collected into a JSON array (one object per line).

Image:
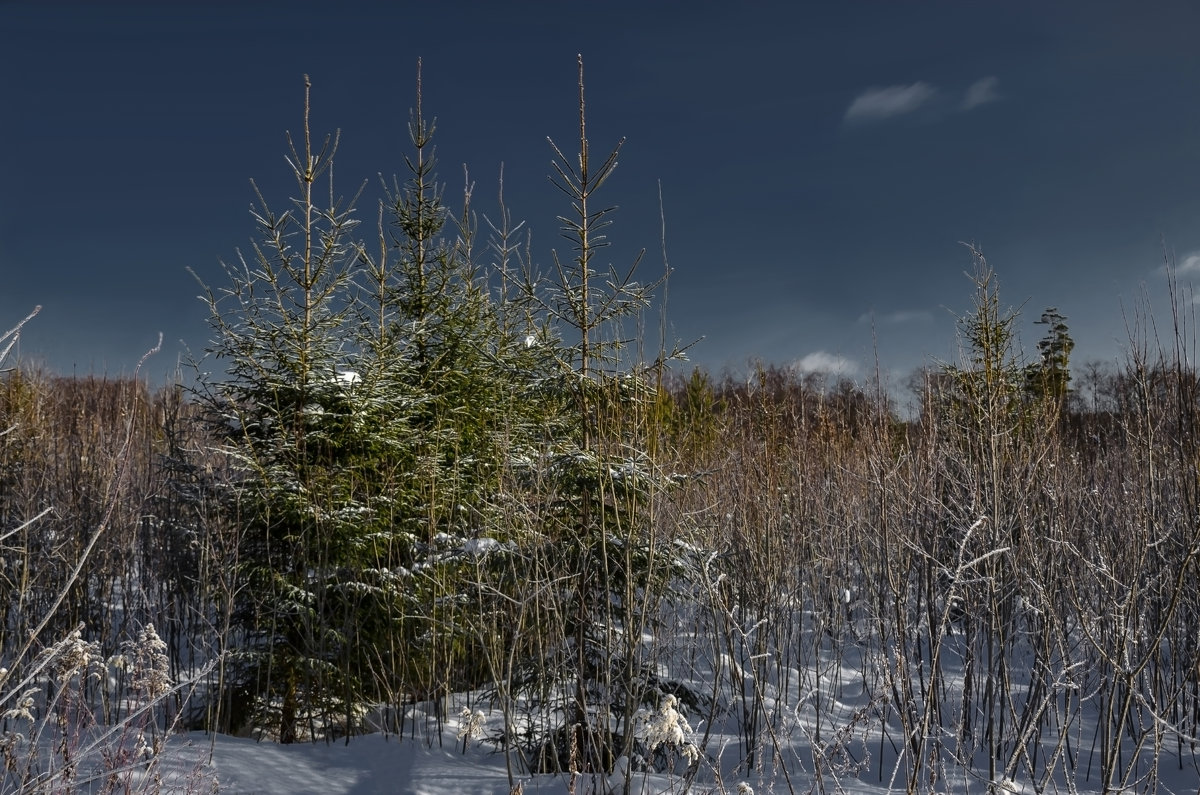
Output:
[{"xmin": 652, "ymin": 257, "xmax": 1200, "ymax": 793}]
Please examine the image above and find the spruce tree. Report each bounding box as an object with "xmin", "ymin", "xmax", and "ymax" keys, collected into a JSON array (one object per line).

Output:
[
  {"xmin": 512, "ymin": 55, "xmax": 686, "ymax": 779},
  {"xmin": 1026, "ymin": 307, "xmax": 1074, "ymax": 405},
  {"xmin": 195, "ymin": 77, "xmax": 423, "ymax": 740},
  {"xmin": 355, "ymin": 65, "xmax": 566, "ymax": 714},
  {"xmin": 194, "ymin": 71, "xmax": 566, "ymax": 741}
]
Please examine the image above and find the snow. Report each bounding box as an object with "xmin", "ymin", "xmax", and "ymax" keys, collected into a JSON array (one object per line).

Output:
[
  {"xmin": 151, "ymin": 731, "xmax": 670, "ymax": 794},
  {"xmin": 81, "ymin": 572, "xmax": 1195, "ymax": 795},
  {"xmin": 138, "ymin": 675, "xmax": 1200, "ymax": 795},
  {"xmin": 12, "ymin": 553, "xmax": 1200, "ymax": 793},
  {"xmin": 183, "ymin": 733, "xmax": 519, "ymax": 795},
  {"xmin": 17, "ymin": 660, "xmax": 1200, "ymax": 795}
]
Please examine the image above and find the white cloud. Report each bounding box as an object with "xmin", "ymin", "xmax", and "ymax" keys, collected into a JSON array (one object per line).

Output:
[
  {"xmin": 1177, "ymin": 252, "xmax": 1200, "ymax": 274},
  {"xmin": 844, "ymin": 82, "xmax": 936, "ymax": 123},
  {"xmin": 962, "ymin": 76, "xmax": 1000, "ymax": 110},
  {"xmin": 789, "ymin": 351, "xmax": 859, "ymax": 378},
  {"xmin": 1157, "ymin": 251, "xmax": 1200, "ymax": 279},
  {"xmin": 844, "ymin": 77, "xmax": 999, "ymax": 126},
  {"xmin": 857, "ymin": 309, "xmax": 934, "ymax": 325}
]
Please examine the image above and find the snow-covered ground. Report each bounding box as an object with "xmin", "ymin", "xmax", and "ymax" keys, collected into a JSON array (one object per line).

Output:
[
  {"xmin": 11, "ymin": 624, "xmax": 1200, "ymax": 793},
  {"xmin": 165, "ymin": 728, "xmax": 802, "ymax": 794},
  {"xmin": 8, "ymin": 562, "xmax": 1200, "ymax": 793},
  {"xmin": 141, "ymin": 669, "xmax": 1200, "ymax": 795},
  {"xmin": 156, "ymin": 720, "xmax": 1200, "ymax": 795},
  {"xmin": 180, "ymin": 732, "xmax": 528, "ymax": 795}
]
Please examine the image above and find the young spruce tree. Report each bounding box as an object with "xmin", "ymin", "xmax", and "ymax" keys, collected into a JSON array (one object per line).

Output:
[
  {"xmin": 514, "ymin": 56, "xmax": 686, "ymax": 781},
  {"xmin": 195, "ymin": 71, "xmax": 566, "ymax": 743},
  {"xmin": 194, "ymin": 76, "xmax": 415, "ymax": 741}
]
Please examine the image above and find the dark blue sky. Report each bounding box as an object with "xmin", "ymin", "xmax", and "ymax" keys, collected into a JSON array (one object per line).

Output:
[{"xmin": 4, "ymin": 2, "xmax": 1200, "ymax": 389}]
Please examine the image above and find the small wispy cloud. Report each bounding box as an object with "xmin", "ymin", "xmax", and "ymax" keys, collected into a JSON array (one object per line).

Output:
[
  {"xmin": 1156, "ymin": 251, "xmax": 1200, "ymax": 279},
  {"xmin": 962, "ymin": 76, "xmax": 1000, "ymax": 110},
  {"xmin": 857, "ymin": 309, "xmax": 934, "ymax": 325},
  {"xmin": 845, "ymin": 77, "xmax": 1000, "ymax": 125},
  {"xmin": 789, "ymin": 351, "xmax": 859, "ymax": 378},
  {"xmin": 1177, "ymin": 252, "xmax": 1200, "ymax": 275},
  {"xmin": 844, "ymin": 82, "xmax": 936, "ymax": 123}
]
